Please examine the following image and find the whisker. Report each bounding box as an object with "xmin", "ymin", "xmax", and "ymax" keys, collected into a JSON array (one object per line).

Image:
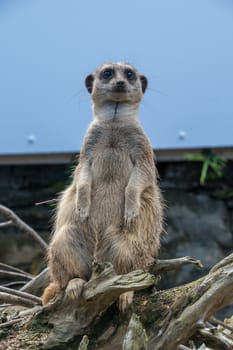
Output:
[
  {"xmin": 147, "ymin": 87, "xmax": 168, "ymax": 97},
  {"xmin": 66, "ymin": 88, "xmax": 86, "ymax": 103}
]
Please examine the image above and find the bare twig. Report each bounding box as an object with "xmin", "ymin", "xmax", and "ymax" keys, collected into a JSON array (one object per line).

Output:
[
  {"xmin": 0, "ymin": 318, "xmax": 23, "ymax": 329},
  {"xmin": 0, "ymin": 303, "xmax": 10, "ymax": 309},
  {"xmin": 197, "ymin": 326, "xmax": 233, "ymax": 350},
  {"xmin": 0, "ymin": 220, "xmax": 12, "ymax": 228},
  {"xmin": 210, "ymin": 252, "xmax": 233, "ymax": 273},
  {"xmin": 0, "ymin": 204, "xmax": 48, "ymax": 251},
  {"xmin": 0, "ymin": 286, "xmax": 42, "ymax": 305},
  {"xmin": 35, "ymin": 199, "xmax": 58, "ymax": 206},
  {"xmin": 151, "ymin": 256, "xmax": 203, "ymax": 274},
  {"xmin": 0, "ymin": 262, "xmax": 33, "ymax": 278},
  {"xmin": 0, "ymin": 292, "xmax": 37, "ymax": 308},
  {"xmin": 21, "ymin": 267, "xmax": 50, "ymax": 296},
  {"xmin": 211, "ymin": 316, "xmax": 233, "ymax": 333},
  {"xmin": 152, "ymin": 263, "xmax": 233, "ymax": 350},
  {"xmin": 0, "ymin": 269, "xmax": 32, "ymax": 280},
  {"xmin": 3, "ymin": 281, "xmax": 27, "ymax": 288},
  {"xmin": 18, "ymin": 305, "xmax": 42, "ymax": 318}
]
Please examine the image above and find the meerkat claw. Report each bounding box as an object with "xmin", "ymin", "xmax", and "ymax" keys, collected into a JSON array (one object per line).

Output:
[
  {"xmin": 124, "ymin": 207, "xmax": 138, "ymax": 226},
  {"xmin": 77, "ymin": 207, "xmax": 89, "ymax": 221}
]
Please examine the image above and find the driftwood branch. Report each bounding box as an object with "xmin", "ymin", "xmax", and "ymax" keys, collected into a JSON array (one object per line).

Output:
[
  {"xmin": 151, "ymin": 256, "xmax": 203, "ymax": 274},
  {"xmin": 0, "ymin": 292, "xmax": 38, "ymax": 308},
  {"xmin": 150, "ymin": 259, "xmax": 233, "ymax": 350},
  {"xmin": 0, "ymin": 318, "xmax": 23, "ymax": 329},
  {"xmin": 41, "ymin": 262, "xmax": 158, "ymax": 349},
  {"xmin": 0, "ymin": 220, "xmax": 12, "ymax": 228},
  {"xmin": 36, "ymin": 254, "xmax": 233, "ymax": 349},
  {"xmin": 0, "ymin": 262, "xmax": 33, "ymax": 279},
  {"xmin": 19, "ymin": 256, "xmax": 202, "ymax": 300},
  {"xmin": 197, "ymin": 324, "xmax": 233, "ymax": 350},
  {"xmin": 0, "ymin": 269, "xmax": 32, "ymax": 280},
  {"xmin": 123, "ymin": 313, "xmax": 148, "ymax": 349},
  {"xmin": 0, "ymin": 204, "xmax": 48, "ymax": 251},
  {"xmin": 35, "ymin": 198, "xmax": 58, "ymax": 206},
  {"xmin": 0, "ymin": 286, "xmax": 41, "ymax": 305},
  {"xmin": 20, "ymin": 267, "xmax": 50, "ymax": 296},
  {"xmin": 0, "ymin": 251, "xmax": 232, "ymax": 349},
  {"xmin": 210, "ymin": 252, "xmax": 233, "ymax": 273}
]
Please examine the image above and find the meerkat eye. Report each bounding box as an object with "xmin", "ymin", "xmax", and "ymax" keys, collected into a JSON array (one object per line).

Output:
[
  {"xmin": 101, "ymin": 69, "xmax": 114, "ymax": 80},
  {"xmin": 125, "ymin": 69, "xmax": 136, "ymax": 80}
]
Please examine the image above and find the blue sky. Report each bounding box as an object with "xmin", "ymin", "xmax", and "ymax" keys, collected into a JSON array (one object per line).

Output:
[{"xmin": 0, "ymin": 0, "xmax": 233, "ymax": 154}]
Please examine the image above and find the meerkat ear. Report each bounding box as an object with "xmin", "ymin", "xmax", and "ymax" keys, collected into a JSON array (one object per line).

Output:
[
  {"xmin": 140, "ymin": 75, "xmax": 148, "ymax": 93},
  {"xmin": 85, "ymin": 74, "xmax": 94, "ymax": 94}
]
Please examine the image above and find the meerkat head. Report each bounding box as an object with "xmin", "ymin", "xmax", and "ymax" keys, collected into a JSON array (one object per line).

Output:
[{"xmin": 85, "ymin": 62, "xmax": 148, "ymax": 107}]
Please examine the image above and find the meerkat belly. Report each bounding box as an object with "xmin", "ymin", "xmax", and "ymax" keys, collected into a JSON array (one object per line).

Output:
[{"xmin": 89, "ymin": 147, "xmax": 132, "ymax": 228}]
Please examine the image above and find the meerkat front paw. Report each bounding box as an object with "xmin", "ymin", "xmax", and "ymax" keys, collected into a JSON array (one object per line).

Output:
[
  {"xmin": 77, "ymin": 206, "xmax": 90, "ymax": 221},
  {"xmin": 65, "ymin": 278, "xmax": 85, "ymax": 300},
  {"xmin": 76, "ymin": 185, "xmax": 91, "ymax": 221}
]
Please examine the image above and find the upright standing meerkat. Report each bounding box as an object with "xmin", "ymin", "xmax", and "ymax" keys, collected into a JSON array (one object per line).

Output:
[{"xmin": 42, "ymin": 62, "xmax": 163, "ymax": 310}]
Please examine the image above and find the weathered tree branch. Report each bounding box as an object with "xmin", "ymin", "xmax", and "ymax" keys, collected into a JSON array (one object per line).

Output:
[
  {"xmin": 197, "ymin": 323, "xmax": 233, "ymax": 350},
  {"xmin": 149, "ymin": 261, "xmax": 233, "ymax": 350},
  {"xmin": 151, "ymin": 256, "xmax": 203, "ymax": 274},
  {"xmin": 20, "ymin": 267, "xmax": 50, "ymax": 296},
  {"xmin": 0, "ymin": 292, "xmax": 37, "ymax": 308},
  {"xmin": 123, "ymin": 313, "xmax": 148, "ymax": 349},
  {"xmin": 0, "ymin": 269, "xmax": 32, "ymax": 280},
  {"xmin": 0, "ymin": 262, "xmax": 33, "ymax": 279},
  {"xmin": 41, "ymin": 262, "xmax": 158, "ymax": 349},
  {"xmin": 0, "ymin": 318, "xmax": 23, "ymax": 329},
  {"xmin": 35, "ymin": 198, "xmax": 58, "ymax": 206},
  {"xmin": 0, "ymin": 286, "xmax": 41, "ymax": 305},
  {"xmin": 0, "ymin": 204, "xmax": 48, "ymax": 251},
  {"xmin": 0, "ymin": 220, "xmax": 12, "ymax": 228},
  {"xmin": 210, "ymin": 252, "xmax": 233, "ymax": 273},
  {"xmin": 19, "ymin": 256, "xmax": 203, "ymax": 300},
  {"xmin": 0, "ymin": 239, "xmax": 232, "ymax": 350}
]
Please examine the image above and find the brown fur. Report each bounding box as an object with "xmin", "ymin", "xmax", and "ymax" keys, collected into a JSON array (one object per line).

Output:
[{"xmin": 42, "ymin": 62, "xmax": 163, "ymax": 307}]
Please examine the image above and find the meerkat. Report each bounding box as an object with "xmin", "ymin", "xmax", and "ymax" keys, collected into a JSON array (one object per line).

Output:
[{"xmin": 42, "ymin": 62, "xmax": 163, "ymax": 310}]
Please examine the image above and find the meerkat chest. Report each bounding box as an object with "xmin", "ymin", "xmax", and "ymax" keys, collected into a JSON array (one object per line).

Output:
[{"xmin": 89, "ymin": 125, "xmax": 137, "ymax": 182}]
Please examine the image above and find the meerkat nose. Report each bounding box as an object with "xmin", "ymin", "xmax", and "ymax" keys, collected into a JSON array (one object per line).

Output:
[{"xmin": 116, "ymin": 80, "xmax": 125, "ymax": 87}]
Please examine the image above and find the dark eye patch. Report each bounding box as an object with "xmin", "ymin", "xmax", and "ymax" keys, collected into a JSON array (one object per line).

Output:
[
  {"xmin": 101, "ymin": 68, "xmax": 114, "ymax": 80},
  {"xmin": 125, "ymin": 69, "xmax": 136, "ymax": 80}
]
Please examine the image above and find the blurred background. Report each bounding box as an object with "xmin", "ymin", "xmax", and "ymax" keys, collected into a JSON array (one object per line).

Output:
[{"xmin": 0, "ymin": 0, "xmax": 233, "ymax": 316}]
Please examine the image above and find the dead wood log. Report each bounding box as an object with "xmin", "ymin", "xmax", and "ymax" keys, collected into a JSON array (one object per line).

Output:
[
  {"xmin": 20, "ymin": 267, "xmax": 50, "ymax": 296},
  {"xmin": 20, "ymin": 256, "xmax": 201, "ymax": 298},
  {"xmin": 29, "ymin": 255, "xmax": 233, "ymax": 349},
  {"xmin": 40, "ymin": 262, "xmax": 158, "ymax": 349},
  {"xmin": 0, "ymin": 255, "xmax": 233, "ymax": 350},
  {"xmin": 123, "ymin": 313, "xmax": 148, "ymax": 349}
]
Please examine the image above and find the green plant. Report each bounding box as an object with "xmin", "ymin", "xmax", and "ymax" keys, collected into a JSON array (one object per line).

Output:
[{"xmin": 184, "ymin": 150, "xmax": 226, "ymax": 185}]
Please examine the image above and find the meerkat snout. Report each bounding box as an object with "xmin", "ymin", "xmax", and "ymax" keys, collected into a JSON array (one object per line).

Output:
[{"xmin": 116, "ymin": 80, "xmax": 125, "ymax": 86}]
